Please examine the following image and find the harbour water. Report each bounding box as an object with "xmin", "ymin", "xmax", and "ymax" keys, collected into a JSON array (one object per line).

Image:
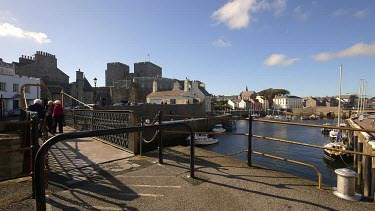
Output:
[{"xmin": 204, "ymin": 119, "xmax": 353, "ymax": 186}]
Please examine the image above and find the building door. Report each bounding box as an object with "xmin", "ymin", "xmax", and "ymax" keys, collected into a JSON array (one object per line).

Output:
[{"xmin": 13, "ymin": 100, "xmax": 19, "ymax": 109}]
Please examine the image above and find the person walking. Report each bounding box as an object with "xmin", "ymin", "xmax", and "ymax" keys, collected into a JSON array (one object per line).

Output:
[
  {"xmin": 28, "ymin": 99, "xmax": 45, "ymax": 120},
  {"xmin": 28, "ymin": 99, "xmax": 45, "ymax": 137},
  {"xmin": 52, "ymin": 100, "xmax": 64, "ymax": 133},
  {"xmin": 45, "ymin": 100, "xmax": 54, "ymax": 133}
]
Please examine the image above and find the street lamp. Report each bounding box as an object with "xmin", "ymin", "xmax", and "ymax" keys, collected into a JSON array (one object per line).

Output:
[{"xmin": 93, "ymin": 78, "xmax": 97, "ymax": 104}]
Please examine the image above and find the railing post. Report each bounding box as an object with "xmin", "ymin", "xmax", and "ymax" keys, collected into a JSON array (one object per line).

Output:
[
  {"xmin": 189, "ymin": 123, "xmax": 195, "ymax": 178},
  {"xmin": 358, "ymin": 141, "xmax": 364, "ymax": 186},
  {"xmin": 30, "ymin": 115, "xmax": 39, "ymax": 199},
  {"xmin": 247, "ymin": 115, "xmax": 253, "ymax": 167},
  {"xmin": 363, "ymin": 155, "xmax": 372, "ymax": 199},
  {"xmin": 90, "ymin": 110, "xmax": 94, "ymax": 130},
  {"xmin": 140, "ymin": 117, "xmax": 143, "ymax": 156},
  {"xmin": 353, "ymin": 136, "xmax": 358, "ymax": 167},
  {"xmin": 158, "ymin": 111, "xmax": 163, "ymax": 164}
]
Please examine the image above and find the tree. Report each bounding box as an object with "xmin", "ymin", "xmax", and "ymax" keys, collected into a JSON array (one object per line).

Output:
[
  {"xmin": 213, "ymin": 100, "xmax": 228, "ymax": 111},
  {"xmin": 257, "ymin": 88, "xmax": 290, "ymax": 106}
]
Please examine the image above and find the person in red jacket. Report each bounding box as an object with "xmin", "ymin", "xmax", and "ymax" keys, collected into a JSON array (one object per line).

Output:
[{"xmin": 52, "ymin": 100, "xmax": 64, "ymax": 133}]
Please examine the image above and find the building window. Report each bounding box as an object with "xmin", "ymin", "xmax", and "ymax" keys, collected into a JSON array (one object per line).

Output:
[
  {"xmin": 0, "ymin": 82, "xmax": 6, "ymax": 91},
  {"xmin": 13, "ymin": 84, "xmax": 19, "ymax": 92},
  {"xmin": 25, "ymin": 86, "xmax": 30, "ymax": 93}
]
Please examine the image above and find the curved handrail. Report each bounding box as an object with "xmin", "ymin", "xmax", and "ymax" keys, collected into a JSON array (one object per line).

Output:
[{"xmin": 34, "ymin": 121, "xmax": 194, "ymax": 211}]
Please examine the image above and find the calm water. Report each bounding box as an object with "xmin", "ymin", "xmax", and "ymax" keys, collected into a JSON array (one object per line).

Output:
[{"xmin": 204, "ymin": 119, "xmax": 351, "ymax": 186}]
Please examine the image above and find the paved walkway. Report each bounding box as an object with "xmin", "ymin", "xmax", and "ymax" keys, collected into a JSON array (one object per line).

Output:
[{"xmin": 1, "ymin": 127, "xmax": 375, "ymax": 210}]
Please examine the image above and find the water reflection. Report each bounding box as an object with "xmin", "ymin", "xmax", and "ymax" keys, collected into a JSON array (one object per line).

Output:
[{"xmin": 204, "ymin": 119, "xmax": 352, "ymax": 186}]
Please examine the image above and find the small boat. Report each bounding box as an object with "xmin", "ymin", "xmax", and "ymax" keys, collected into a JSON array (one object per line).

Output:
[
  {"xmin": 186, "ymin": 134, "xmax": 219, "ymax": 146},
  {"xmin": 212, "ymin": 124, "xmax": 226, "ymax": 133},
  {"xmin": 309, "ymin": 114, "xmax": 319, "ymax": 120},
  {"xmin": 321, "ymin": 123, "xmax": 332, "ymax": 134},
  {"xmin": 323, "ymin": 65, "xmax": 352, "ymax": 162},
  {"xmin": 300, "ymin": 116, "xmax": 309, "ymax": 120},
  {"xmin": 323, "ymin": 141, "xmax": 352, "ymax": 162}
]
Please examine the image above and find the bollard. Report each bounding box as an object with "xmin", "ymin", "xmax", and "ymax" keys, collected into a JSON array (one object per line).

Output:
[{"xmin": 334, "ymin": 168, "xmax": 362, "ymax": 201}]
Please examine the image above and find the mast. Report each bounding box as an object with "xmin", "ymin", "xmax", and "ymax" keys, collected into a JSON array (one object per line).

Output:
[{"xmin": 338, "ymin": 65, "xmax": 342, "ymax": 125}]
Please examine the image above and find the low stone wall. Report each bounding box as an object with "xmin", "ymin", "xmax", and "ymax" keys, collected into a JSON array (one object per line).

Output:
[
  {"xmin": 0, "ymin": 133, "xmax": 24, "ymax": 180},
  {"xmin": 292, "ymin": 107, "xmax": 352, "ymax": 118}
]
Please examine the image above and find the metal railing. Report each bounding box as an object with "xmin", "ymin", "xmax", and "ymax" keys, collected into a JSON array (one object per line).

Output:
[
  {"xmin": 34, "ymin": 121, "xmax": 195, "ymax": 211},
  {"xmin": 165, "ymin": 114, "xmax": 375, "ymax": 190},
  {"xmin": 72, "ymin": 109, "xmax": 135, "ymax": 150}
]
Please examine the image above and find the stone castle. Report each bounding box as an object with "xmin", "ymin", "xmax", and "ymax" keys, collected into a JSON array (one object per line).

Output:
[{"xmin": 5, "ymin": 51, "xmax": 210, "ymax": 107}]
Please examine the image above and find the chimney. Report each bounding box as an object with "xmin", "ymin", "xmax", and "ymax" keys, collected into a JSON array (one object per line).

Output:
[
  {"xmin": 76, "ymin": 69, "xmax": 84, "ymax": 81},
  {"xmin": 184, "ymin": 78, "xmax": 189, "ymax": 92},
  {"xmin": 172, "ymin": 81, "xmax": 180, "ymax": 91},
  {"xmin": 153, "ymin": 80, "xmax": 157, "ymax": 92}
]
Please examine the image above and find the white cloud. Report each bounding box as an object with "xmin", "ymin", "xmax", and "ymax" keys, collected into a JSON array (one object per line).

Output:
[
  {"xmin": 212, "ymin": 38, "xmax": 232, "ymax": 47},
  {"xmin": 332, "ymin": 8, "xmax": 347, "ymax": 17},
  {"xmin": 293, "ymin": 6, "xmax": 310, "ymax": 21},
  {"xmin": 354, "ymin": 9, "xmax": 369, "ymax": 18},
  {"xmin": 0, "ymin": 22, "xmax": 51, "ymax": 44},
  {"xmin": 264, "ymin": 54, "xmax": 299, "ymax": 66},
  {"xmin": 212, "ymin": 0, "xmax": 287, "ymax": 30},
  {"xmin": 312, "ymin": 42, "xmax": 375, "ymax": 61}
]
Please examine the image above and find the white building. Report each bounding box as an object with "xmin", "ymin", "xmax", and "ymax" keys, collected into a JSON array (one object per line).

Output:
[
  {"xmin": 256, "ymin": 95, "xmax": 269, "ymax": 110},
  {"xmin": 147, "ymin": 79, "xmax": 212, "ymax": 113},
  {"xmin": 1, "ymin": 59, "xmax": 41, "ymax": 114},
  {"xmin": 273, "ymin": 95, "xmax": 303, "ymax": 109}
]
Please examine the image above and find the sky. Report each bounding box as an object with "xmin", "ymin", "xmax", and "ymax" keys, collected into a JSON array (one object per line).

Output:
[{"xmin": 0, "ymin": 0, "xmax": 374, "ymax": 98}]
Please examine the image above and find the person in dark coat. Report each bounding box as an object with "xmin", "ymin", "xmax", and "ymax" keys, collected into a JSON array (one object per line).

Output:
[
  {"xmin": 28, "ymin": 99, "xmax": 45, "ymax": 120},
  {"xmin": 45, "ymin": 100, "xmax": 54, "ymax": 133},
  {"xmin": 52, "ymin": 100, "xmax": 64, "ymax": 133}
]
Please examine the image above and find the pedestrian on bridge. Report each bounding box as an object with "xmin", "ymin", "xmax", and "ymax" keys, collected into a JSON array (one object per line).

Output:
[
  {"xmin": 52, "ymin": 100, "xmax": 64, "ymax": 134},
  {"xmin": 45, "ymin": 100, "xmax": 54, "ymax": 133}
]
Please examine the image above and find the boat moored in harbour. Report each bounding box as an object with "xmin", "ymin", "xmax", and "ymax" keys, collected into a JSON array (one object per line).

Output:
[
  {"xmin": 212, "ymin": 124, "xmax": 226, "ymax": 133},
  {"xmin": 186, "ymin": 134, "xmax": 219, "ymax": 146}
]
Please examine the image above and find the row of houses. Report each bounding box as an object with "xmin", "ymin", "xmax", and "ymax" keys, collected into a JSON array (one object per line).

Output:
[{"xmin": 222, "ymin": 92, "xmax": 374, "ymax": 112}]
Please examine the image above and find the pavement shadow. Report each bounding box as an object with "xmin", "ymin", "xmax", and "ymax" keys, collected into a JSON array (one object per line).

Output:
[
  {"xmin": 148, "ymin": 147, "xmax": 336, "ymax": 211},
  {"xmin": 46, "ymin": 139, "xmax": 139, "ymax": 210}
]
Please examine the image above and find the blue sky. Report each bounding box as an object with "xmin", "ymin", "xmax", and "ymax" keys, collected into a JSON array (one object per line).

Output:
[{"xmin": 1, "ymin": 0, "xmax": 374, "ymax": 98}]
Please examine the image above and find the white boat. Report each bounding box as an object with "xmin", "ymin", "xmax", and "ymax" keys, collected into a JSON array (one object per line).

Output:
[
  {"xmin": 321, "ymin": 123, "xmax": 332, "ymax": 134},
  {"xmin": 212, "ymin": 124, "xmax": 226, "ymax": 133},
  {"xmin": 323, "ymin": 65, "xmax": 352, "ymax": 162},
  {"xmin": 323, "ymin": 140, "xmax": 352, "ymax": 162},
  {"xmin": 186, "ymin": 134, "xmax": 219, "ymax": 146}
]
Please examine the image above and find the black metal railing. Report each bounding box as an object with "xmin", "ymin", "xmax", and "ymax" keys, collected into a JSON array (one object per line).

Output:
[
  {"xmin": 34, "ymin": 121, "xmax": 194, "ymax": 211},
  {"xmin": 72, "ymin": 109, "xmax": 135, "ymax": 150}
]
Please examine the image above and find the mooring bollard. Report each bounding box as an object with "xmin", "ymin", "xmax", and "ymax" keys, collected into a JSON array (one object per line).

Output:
[{"xmin": 334, "ymin": 168, "xmax": 362, "ymax": 201}]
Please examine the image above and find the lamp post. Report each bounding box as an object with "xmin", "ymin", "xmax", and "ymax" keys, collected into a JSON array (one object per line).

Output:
[{"xmin": 93, "ymin": 78, "xmax": 97, "ymax": 104}]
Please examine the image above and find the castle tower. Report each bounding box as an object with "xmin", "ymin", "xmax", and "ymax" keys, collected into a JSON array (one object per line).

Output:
[
  {"xmin": 105, "ymin": 62, "xmax": 130, "ymax": 86},
  {"xmin": 134, "ymin": 61, "xmax": 162, "ymax": 78}
]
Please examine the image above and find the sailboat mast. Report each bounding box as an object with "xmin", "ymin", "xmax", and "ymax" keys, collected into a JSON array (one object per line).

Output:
[{"xmin": 338, "ymin": 65, "xmax": 342, "ymax": 124}]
